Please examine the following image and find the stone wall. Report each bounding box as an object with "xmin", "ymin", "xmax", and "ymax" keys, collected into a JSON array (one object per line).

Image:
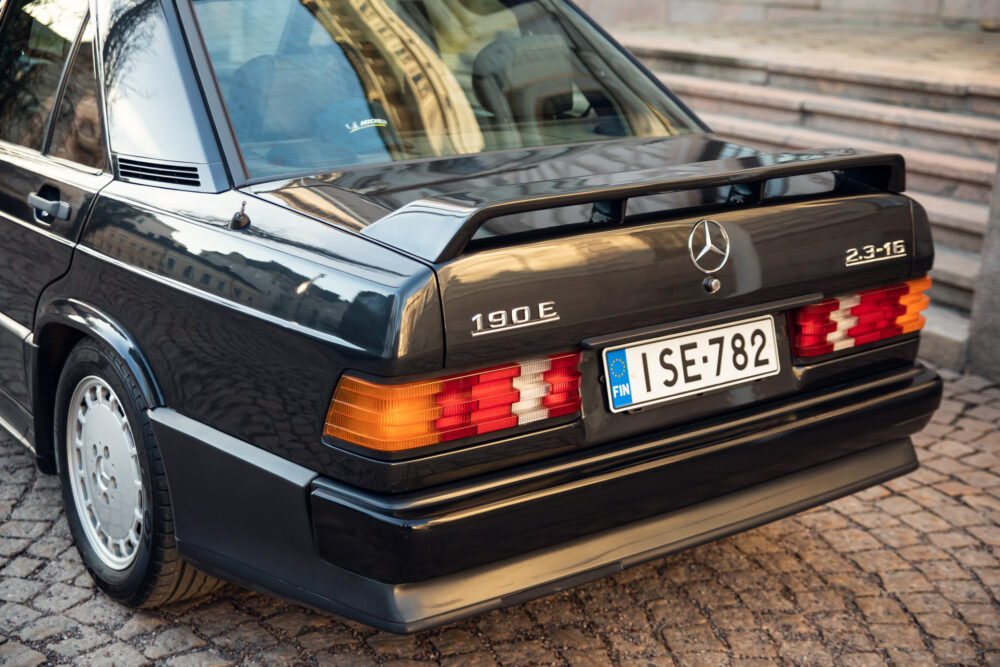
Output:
[
  {"xmin": 969, "ymin": 150, "xmax": 1000, "ymax": 380},
  {"xmin": 573, "ymin": 0, "xmax": 1000, "ymax": 31}
]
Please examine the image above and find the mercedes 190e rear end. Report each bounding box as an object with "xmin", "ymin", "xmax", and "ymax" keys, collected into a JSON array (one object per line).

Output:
[
  {"xmin": 157, "ymin": 145, "xmax": 939, "ymax": 633},
  {"xmin": 138, "ymin": 0, "xmax": 942, "ymax": 633}
]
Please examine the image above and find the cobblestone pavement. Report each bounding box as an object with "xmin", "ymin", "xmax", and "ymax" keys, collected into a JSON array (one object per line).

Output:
[{"xmin": 1, "ymin": 366, "xmax": 998, "ymax": 666}]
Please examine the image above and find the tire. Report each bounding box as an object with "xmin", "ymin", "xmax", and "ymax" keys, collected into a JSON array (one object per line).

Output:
[{"xmin": 55, "ymin": 338, "xmax": 222, "ymax": 607}]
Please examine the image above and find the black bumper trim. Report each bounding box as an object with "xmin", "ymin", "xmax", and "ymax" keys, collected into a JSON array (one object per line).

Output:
[
  {"xmin": 310, "ymin": 365, "xmax": 940, "ymax": 582},
  {"xmin": 158, "ymin": 416, "xmax": 915, "ymax": 632},
  {"xmin": 149, "ymin": 366, "xmax": 937, "ymax": 632}
]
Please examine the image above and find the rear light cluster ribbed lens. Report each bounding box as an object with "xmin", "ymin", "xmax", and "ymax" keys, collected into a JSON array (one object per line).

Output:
[
  {"xmin": 790, "ymin": 276, "xmax": 931, "ymax": 358},
  {"xmin": 325, "ymin": 352, "xmax": 583, "ymax": 452}
]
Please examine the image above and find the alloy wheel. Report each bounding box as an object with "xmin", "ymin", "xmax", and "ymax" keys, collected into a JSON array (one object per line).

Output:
[{"xmin": 65, "ymin": 375, "xmax": 145, "ymax": 570}]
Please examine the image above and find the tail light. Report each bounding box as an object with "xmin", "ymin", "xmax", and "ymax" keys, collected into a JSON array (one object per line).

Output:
[
  {"xmin": 325, "ymin": 352, "xmax": 583, "ymax": 452},
  {"xmin": 791, "ymin": 276, "xmax": 931, "ymax": 358}
]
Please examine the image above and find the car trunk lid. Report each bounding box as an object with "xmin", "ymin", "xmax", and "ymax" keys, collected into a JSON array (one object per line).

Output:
[
  {"xmin": 251, "ymin": 140, "xmax": 915, "ymax": 371},
  {"xmin": 251, "ymin": 137, "xmax": 923, "ymax": 449}
]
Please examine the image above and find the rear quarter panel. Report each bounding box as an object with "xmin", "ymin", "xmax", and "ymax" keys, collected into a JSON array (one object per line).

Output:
[{"xmin": 39, "ymin": 181, "xmax": 442, "ymax": 475}]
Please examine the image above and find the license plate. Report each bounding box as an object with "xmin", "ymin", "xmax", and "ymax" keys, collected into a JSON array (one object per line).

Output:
[{"xmin": 603, "ymin": 315, "xmax": 781, "ymax": 413}]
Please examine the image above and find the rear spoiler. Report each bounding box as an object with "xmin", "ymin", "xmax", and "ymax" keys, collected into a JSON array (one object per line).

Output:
[{"xmin": 362, "ymin": 148, "xmax": 905, "ymax": 263}]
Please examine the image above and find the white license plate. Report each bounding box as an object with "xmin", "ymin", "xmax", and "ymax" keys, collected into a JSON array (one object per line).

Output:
[{"xmin": 603, "ymin": 315, "xmax": 781, "ymax": 413}]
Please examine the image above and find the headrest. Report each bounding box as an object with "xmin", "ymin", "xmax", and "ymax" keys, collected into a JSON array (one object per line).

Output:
[{"xmin": 472, "ymin": 35, "xmax": 574, "ymax": 125}]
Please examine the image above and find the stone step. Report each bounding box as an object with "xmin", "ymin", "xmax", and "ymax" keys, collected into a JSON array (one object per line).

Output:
[
  {"xmin": 688, "ymin": 115, "xmax": 984, "ymax": 314},
  {"xmin": 658, "ymin": 73, "xmax": 1000, "ymax": 160},
  {"xmin": 929, "ymin": 244, "xmax": 981, "ymax": 313},
  {"xmin": 621, "ymin": 33, "xmax": 1000, "ymax": 117},
  {"xmin": 700, "ymin": 112, "xmax": 997, "ymax": 204},
  {"xmin": 920, "ymin": 304, "xmax": 971, "ymax": 371},
  {"xmin": 909, "ymin": 193, "xmax": 990, "ymax": 254}
]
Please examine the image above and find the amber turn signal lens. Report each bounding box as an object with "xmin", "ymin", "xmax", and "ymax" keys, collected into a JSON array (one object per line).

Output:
[
  {"xmin": 325, "ymin": 352, "xmax": 583, "ymax": 452},
  {"xmin": 897, "ymin": 276, "xmax": 932, "ymax": 334}
]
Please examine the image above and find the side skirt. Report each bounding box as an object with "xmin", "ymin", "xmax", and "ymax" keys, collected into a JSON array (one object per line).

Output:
[{"xmin": 0, "ymin": 407, "xmax": 34, "ymax": 453}]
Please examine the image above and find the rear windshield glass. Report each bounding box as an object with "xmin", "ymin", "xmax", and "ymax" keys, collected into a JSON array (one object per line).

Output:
[{"xmin": 192, "ymin": 0, "xmax": 702, "ymax": 179}]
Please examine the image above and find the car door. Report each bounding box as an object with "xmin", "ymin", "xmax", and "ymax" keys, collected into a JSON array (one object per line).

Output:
[{"xmin": 0, "ymin": 1, "xmax": 112, "ymax": 443}]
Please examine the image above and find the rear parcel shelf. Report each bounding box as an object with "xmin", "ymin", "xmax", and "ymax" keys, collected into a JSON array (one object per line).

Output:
[{"xmin": 360, "ymin": 148, "xmax": 906, "ymax": 264}]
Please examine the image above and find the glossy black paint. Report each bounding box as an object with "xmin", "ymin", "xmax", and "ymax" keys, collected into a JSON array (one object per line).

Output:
[
  {"xmin": 252, "ymin": 135, "xmax": 749, "ymax": 219},
  {"xmin": 0, "ymin": 140, "xmax": 111, "ymax": 447},
  {"xmin": 36, "ymin": 179, "xmax": 442, "ymax": 476},
  {"xmin": 0, "ymin": 0, "xmax": 944, "ymax": 633},
  {"xmin": 24, "ymin": 130, "xmax": 924, "ymax": 490},
  {"xmin": 251, "ymin": 135, "xmax": 923, "ymax": 477},
  {"xmin": 361, "ymin": 148, "xmax": 903, "ymax": 262},
  {"xmin": 436, "ymin": 191, "xmax": 913, "ymax": 368}
]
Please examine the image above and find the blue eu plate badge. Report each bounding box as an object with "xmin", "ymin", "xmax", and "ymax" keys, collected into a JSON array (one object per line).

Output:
[{"xmin": 605, "ymin": 349, "xmax": 633, "ymax": 410}]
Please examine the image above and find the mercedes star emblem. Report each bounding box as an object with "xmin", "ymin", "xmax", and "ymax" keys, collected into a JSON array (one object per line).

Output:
[{"xmin": 688, "ymin": 219, "xmax": 731, "ymax": 274}]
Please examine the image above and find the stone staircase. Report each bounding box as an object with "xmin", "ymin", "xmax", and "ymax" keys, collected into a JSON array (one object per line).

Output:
[{"xmin": 617, "ymin": 30, "xmax": 1000, "ymax": 368}]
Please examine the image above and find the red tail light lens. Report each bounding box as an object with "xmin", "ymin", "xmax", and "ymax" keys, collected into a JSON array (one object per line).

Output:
[
  {"xmin": 790, "ymin": 277, "xmax": 931, "ymax": 358},
  {"xmin": 325, "ymin": 352, "xmax": 583, "ymax": 452}
]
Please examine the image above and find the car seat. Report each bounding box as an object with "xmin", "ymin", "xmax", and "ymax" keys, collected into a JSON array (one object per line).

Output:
[
  {"xmin": 227, "ymin": 50, "xmax": 397, "ymax": 169},
  {"xmin": 471, "ymin": 34, "xmax": 573, "ymax": 149}
]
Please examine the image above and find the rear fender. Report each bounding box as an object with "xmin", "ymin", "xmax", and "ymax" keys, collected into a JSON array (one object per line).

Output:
[{"xmin": 29, "ymin": 298, "xmax": 163, "ymax": 470}]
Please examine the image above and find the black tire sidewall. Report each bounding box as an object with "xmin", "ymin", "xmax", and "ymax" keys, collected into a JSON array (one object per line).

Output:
[{"xmin": 55, "ymin": 339, "xmax": 156, "ymax": 604}]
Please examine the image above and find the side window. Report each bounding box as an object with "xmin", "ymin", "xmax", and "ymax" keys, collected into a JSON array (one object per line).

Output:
[
  {"xmin": 0, "ymin": 0, "xmax": 88, "ymax": 150},
  {"xmin": 49, "ymin": 18, "xmax": 106, "ymax": 169}
]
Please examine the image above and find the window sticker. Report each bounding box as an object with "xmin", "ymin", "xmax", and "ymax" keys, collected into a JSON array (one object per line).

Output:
[{"xmin": 345, "ymin": 118, "xmax": 388, "ymax": 134}]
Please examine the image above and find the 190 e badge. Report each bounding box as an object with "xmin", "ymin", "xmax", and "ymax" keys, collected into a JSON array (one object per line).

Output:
[{"xmin": 471, "ymin": 302, "xmax": 559, "ymax": 336}]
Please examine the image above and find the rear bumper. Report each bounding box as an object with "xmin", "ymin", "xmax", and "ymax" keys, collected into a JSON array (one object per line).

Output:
[{"xmin": 152, "ymin": 364, "xmax": 939, "ymax": 633}]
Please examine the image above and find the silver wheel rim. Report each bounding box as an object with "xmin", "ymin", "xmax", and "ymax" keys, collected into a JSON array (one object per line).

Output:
[{"xmin": 66, "ymin": 376, "xmax": 144, "ymax": 570}]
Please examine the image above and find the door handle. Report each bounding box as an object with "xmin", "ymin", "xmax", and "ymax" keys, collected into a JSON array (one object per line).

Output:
[{"xmin": 27, "ymin": 192, "xmax": 71, "ymax": 221}]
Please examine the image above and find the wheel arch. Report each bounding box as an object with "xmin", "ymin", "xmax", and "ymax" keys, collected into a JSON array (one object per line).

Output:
[{"xmin": 30, "ymin": 298, "xmax": 164, "ymax": 471}]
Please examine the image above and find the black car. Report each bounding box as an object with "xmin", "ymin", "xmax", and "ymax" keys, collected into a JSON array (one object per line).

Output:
[{"xmin": 0, "ymin": 0, "xmax": 941, "ymax": 632}]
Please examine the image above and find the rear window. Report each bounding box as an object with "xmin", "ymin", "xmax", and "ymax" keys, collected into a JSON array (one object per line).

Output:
[{"xmin": 191, "ymin": 0, "xmax": 701, "ymax": 179}]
